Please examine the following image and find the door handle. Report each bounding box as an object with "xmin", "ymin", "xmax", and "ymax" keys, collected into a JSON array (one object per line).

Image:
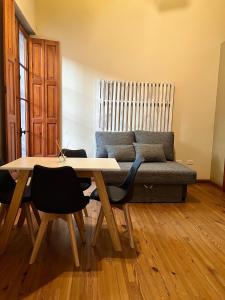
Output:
[{"xmin": 20, "ymin": 128, "xmax": 29, "ymax": 137}]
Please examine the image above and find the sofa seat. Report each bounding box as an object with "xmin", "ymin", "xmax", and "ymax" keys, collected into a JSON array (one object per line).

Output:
[{"xmin": 103, "ymin": 161, "xmax": 196, "ymax": 185}]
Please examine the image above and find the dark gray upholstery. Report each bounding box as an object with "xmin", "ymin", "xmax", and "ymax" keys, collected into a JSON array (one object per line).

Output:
[
  {"xmin": 129, "ymin": 184, "xmax": 187, "ymax": 203},
  {"xmin": 133, "ymin": 143, "xmax": 166, "ymax": 162},
  {"xmin": 96, "ymin": 131, "xmax": 134, "ymax": 158},
  {"xmin": 105, "ymin": 144, "xmax": 135, "ymax": 161},
  {"xmin": 134, "ymin": 131, "xmax": 174, "ymax": 160},
  {"xmin": 103, "ymin": 162, "xmax": 196, "ymax": 185},
  {"xmin": 91, "ymin": 156, "xmax": 144, "ymax": 204},
  {"xmin": 95, "ymin": 130, "xmax": 197, "ymax": 202}
]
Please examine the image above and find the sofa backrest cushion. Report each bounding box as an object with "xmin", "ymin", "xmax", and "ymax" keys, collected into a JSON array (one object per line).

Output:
[
  {"xmin": 96, "ymin": 131, "xmax": 135, "ymax": 158},
  {"xmin": 134, "ymin": 131, "xmax": 174, "ymax": 161}
]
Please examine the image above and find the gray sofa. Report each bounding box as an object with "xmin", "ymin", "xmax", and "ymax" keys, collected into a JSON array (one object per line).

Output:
[{"xmin": 95, "ymin": 131, "xmax": 197, "ymax": 203}]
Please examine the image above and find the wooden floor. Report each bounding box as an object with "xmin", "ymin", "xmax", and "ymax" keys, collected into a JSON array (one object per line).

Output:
[{"xmin": 0, "ymin": 183, "xmax": 225, "ymax": 299}]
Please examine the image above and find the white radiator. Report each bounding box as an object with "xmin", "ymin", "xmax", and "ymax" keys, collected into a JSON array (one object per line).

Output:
[{"xmin": 97, "ymin": 80, "xmax": 175, "ymax": 132}]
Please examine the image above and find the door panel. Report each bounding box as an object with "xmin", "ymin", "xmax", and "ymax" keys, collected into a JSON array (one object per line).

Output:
[
  {"xmin": 32, "ymin": 123, "xmax": 44, "ymax": 156},
  {"xmin": 5, "ymin": 0, "xmax": 15, "ymax": 57},
  {"xmin": 3, "ymin": 0, "xmax": 19, "ymax": 161},
  {"xmin": 9, "ymin": 122, "xmax": 16, "ymax": 160},
  {"xmin": 45, "ymin": 41, "xmax": 59, "ymax": 156},
  {"xmin": 46, "ymin": 85, "xmax": 57, "ymax": 118},
  {"xmin": 47, "ymin": 123, "xmax": 57, "ymax": 156},
  {"xmin": 29, "ymin": 39, "xmax": 45, "ymax": 156},
  {"xmin": 8, "ymin": 61, "xmax": 16, "ymax": 115},
  {"xmin": 29, "ymin": 38, "xmax": 59, "ymax": 156},
  {"xmin": 32, "ymin": 43, "xmax": 44, "ymax": 80},
  {"xmin": 33, "ymin": 84, "xmax": 44, "ymax": 118},
  {"xmin": 46, "ymin": 44, "xmax": 57, "ymax": 81}
]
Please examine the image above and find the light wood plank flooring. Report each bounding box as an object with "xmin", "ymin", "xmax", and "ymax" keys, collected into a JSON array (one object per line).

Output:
[{"xmin": 0, "ymin": 183, "xmax": 225, "ymax": 299}]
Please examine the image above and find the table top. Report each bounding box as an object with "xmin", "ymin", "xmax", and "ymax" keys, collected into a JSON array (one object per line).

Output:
[{"xmin": 0, "ymin": 157, "xmax": 121, "ymax": 172}]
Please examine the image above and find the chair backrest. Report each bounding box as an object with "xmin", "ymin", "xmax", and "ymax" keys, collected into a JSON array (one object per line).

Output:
[
  {"xmin": 120, "ymin": 155, "xmax": 144, "ymax": 194},
  {"xmin": 62, "ymin": 149, "xmax": 87, "ymax": 158},
  {"xmin": 31, "ymin": 165, "xmax": 88, "ymax": 214},
  {"xmin": 61, "ymin": 149, "xmax": 91, "ymax": 186},
  {"xmin": 0, "ymin": 160, "xmax": 16, "ymax": 193}
]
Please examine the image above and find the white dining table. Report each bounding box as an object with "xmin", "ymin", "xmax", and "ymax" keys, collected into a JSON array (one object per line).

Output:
[{"xmin": 0, "ymin": 157, "xmax": 122, "ymax": 253}]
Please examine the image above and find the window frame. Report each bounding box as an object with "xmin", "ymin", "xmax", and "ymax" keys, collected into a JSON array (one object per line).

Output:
[{"xmin": 16, "ymin": 19, "xmax": 30, "ymax": 157}]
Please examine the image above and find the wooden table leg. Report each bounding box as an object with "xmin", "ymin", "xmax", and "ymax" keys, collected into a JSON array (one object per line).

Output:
[
  {"xmin": 93, "ymin": 171, "xmax": 122, "ymax": 251},
  {"xmin": 0, "ymin": 170, "xmax": 30, "ymax": 254}
]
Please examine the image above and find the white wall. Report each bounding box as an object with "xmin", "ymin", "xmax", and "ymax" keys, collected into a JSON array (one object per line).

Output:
[
  {"xmin": 35, "ymin": 0, "xmax": 225, "ymax": 178},
  {"xmin": 211, "ymin": 42, "xmax": 225, "ymax": 186},
  {"xmin": 15, "ymin": 0, "xmax": 36, "ymax": 31}
]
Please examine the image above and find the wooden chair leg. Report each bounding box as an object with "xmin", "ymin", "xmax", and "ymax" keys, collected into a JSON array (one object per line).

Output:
[
  {"xmin": 74, "ymin": 211, "xmax": 86, "ymax": 243},
  {"xmin": 31, "ymin": 203, "xmax": 41, "ymax": 226},
  {"xmin": 0, "ymin": 204, "xmax": 7, "ymax": 228},
  {"xmin": 29, "ymin": 215, "xmax": 49, "ymax": 264},
  {"xmin": 92, "ymin": 207, "xmax": 104, "ymax": 246},
  {"xmin": 83, "ymin": 207, "xmax": 88, "ymax": 217},
  {"xmin": 123, "ymin": 204, "xmax": 135, "ymax": 249},
  {"xmin": 23, "ymin": 204, "xmax": 35, "ymax": 245},
  {"xmin": 66, "ymin": 214, "xmax": 80, "ymax": 267},
  {"xmin": 17, "ymin": 207, "xmax": 26, "ymax": 227}
]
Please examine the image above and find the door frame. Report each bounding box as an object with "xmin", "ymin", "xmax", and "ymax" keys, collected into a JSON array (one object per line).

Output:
[
  {"xmin": 223, "ymin": 161, "xmax": 225, "ymax": 192},
  {"xmin": 0, "ymin": 2, "xmax": 5, "ymax": 161}
]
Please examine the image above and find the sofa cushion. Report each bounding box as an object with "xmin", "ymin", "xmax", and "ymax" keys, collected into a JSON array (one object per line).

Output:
[
  {"xmin": 102, "ymin": 161, "xmax": 196, "ymax": 185},
  {"xmin": 133, "ymin": 143, "xmax": 166, "ymax": 162},
  {"xmin": 105, "ymin": 145, "xmax": 135, "ymax": 162},
  {"xmin": 134, "ymin": 131, "xmax": 174, "ymax": 161},
  {"xmin": 96, "ymin": 131, "xmax": 134, "ymax": 158}
]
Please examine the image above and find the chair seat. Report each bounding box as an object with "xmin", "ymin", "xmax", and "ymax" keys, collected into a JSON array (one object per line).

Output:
[
  {"xmin": 91, "ymin": 186, "xmax": 127, "ymax": 204},
  {"xmin": 35, "ymin": 196, "xmax": 90, "ymax": 214},
  {"xmin": 0, "ymin": 186, "xmax": 31, "ymax": 205}
]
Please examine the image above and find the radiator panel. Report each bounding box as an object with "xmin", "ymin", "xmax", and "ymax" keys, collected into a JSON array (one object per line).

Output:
[{"xmin": 98, "ymin": 80, "xmax": 175, "ymax": 132}]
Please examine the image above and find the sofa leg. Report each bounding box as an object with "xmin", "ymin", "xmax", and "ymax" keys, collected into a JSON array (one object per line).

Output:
[{"xmin": 182, "ymin": 185, "xmax": 187, "ymax": 201}]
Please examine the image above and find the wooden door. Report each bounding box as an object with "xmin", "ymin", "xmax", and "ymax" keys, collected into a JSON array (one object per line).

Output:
[
  {"xmin": 29, "ymin": 38, "xmax": 59, "ymax": 156},
  {"xmin": 44, "ymin": 41, "xmax": 59, "ymax": 156},
  {"xmin": 3, "ymin": 0, "xmax": 19, "ymax": 161},
  {"xmin": 29, "ymin": 39, "xmax": 45, "ymax": 156}
]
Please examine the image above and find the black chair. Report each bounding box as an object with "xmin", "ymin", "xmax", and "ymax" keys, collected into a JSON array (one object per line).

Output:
[
  {"xmin": 0, "ymin": 167, "xmax": 40, "ymax": 245},
  {"xmin": 29, "ymin": 165, "xmax": 90, "ymax": 267},
  {"xmin": 91, "ymin": 156, "xmax": 144, "ymax": 248},
  {"xmin": 62, "ymin": 148, "xmax": 92, "ymax": 216},
  {"xmin": 62, "ymin": 149, "xmax": 92, "ymax": 191}
]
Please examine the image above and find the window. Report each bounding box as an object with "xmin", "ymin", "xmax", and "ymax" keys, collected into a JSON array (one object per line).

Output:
[{"xmin": 18, "ymin": 26, "xmax": 29, "ymax": 157}]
